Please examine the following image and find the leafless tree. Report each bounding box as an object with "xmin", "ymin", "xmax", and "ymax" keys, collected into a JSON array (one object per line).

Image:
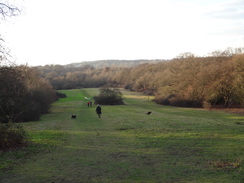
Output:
[
  {"xmin": 0, "ymin": 2, "xmax": 20, "ymax": 65},
  {"xmin": 0, "ymin": 35, "xmax": 12, "ymax": 65},
  {"xmin": 0, "ymin": 2, "xmax": 20, "ymax": 18}
]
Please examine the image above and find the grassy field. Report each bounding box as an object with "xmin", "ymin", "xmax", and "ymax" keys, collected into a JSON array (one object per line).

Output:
[{"xmin": 0, "ymin": 88, "xmax": 243, "ymax": 183}]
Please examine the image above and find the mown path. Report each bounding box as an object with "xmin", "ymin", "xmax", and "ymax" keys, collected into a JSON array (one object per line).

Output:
[
  {"xmin": 0, "ymin": 89, "xmax": 243, "ymax": 183},
  {"xmin": 1, "ymin": 89, "xmax": 113, "ymax": 183}
]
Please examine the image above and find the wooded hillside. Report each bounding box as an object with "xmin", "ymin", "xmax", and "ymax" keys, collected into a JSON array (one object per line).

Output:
[{"xmin": 66, "ymin": 59, "xmax": 166, "ymax": 68}]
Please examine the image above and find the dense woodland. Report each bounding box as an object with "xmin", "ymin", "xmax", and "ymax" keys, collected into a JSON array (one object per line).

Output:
[
  {"xmin": 35, "ymin": 50, "xmax": 244, "ymax": 108},
  {"xmin": 0, "ymin": 66, "xmax": 57, "ymax": 122}
]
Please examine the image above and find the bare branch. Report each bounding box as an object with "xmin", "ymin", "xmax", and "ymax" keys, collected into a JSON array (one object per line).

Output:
[
  {"xmin": 0, "ymin": 35, "xmax": 12, "ymax": 66},
  {"xmin": 0, "ymin": 2, "xmax": 20, "ymax": 18},
  {"xmin": 0, "ymin": 2, "xmax": 20, "ymax": 66}
]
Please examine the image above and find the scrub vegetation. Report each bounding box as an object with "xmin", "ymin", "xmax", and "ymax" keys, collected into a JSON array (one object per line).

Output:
[
  {"xmin": 0, "ymin": 88, "xmax": 243, "ymax": 183},
  {"xmin": 0, "ymin": 66, "xmax": 57, "ymax": 123},
  {"xmin": 93, "ymin": 87, "xmax": 124, "ymax": 105}
]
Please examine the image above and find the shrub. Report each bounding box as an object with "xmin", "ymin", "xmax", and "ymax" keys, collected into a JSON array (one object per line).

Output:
[
  {"xmin": 154, "ymin": 94, "xmax": 175, "ymax": 105},
  {"xmin": 124, "ymin": 83, "xmax": 133, "ymax": 91},
  {"xmin": 155, "ymin": 94, "xmax": 202, "ymax": 107},
  {"xmin": 56, "ymin": 91, "xmax": 67, "ymax": 99},
  {"xmin": 143, "ymin": 89, "xmax": 155, "ymax": 96},
  {"xmin": 169, "ymin": 97, "xmax": 202, "ymax": 107},
  {"xmin": 94, "ymin": 88, "xmax": 124, "ymax": 105},
  {"xmin": 0, "ymin": 123, "xmax": 29, "ymax": 151}
]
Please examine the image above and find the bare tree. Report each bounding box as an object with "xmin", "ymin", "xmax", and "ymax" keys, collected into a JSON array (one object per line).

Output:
[
  {"xmin": 0, "ymin": 1, "xmax": 20, "ymax": 65},
  {"xmin": 0, "ymin": 2, "xmax": 20, "ymax": 18},
  {"xmin": 0, "ymin": 35, "xmax": 12, "ymax": 65}
]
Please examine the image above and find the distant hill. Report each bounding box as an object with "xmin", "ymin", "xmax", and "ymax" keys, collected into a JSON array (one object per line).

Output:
[{"xmin": 65, "ymin": 59, "xmax": 167, "ymax": 68}]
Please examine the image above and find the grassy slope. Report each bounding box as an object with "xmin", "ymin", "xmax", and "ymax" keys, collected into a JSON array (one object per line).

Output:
[{"xmin": 0, "ymin": 88, "xmax": 243, "ymax": 183}]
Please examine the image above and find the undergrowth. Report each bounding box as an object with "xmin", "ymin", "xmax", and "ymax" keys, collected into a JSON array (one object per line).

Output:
[{"xmin": 0, "ymin": 123, "xmax": 28, "ymax": 151}]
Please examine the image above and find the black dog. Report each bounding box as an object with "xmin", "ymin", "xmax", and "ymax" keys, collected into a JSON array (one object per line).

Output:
[
  {"xmin": 146, "ymin": 112, "xmax": 152, "ymax": 115},
  {"xmin": 71, "ymin": 114, "xmax": 77, "ymax": 119}
]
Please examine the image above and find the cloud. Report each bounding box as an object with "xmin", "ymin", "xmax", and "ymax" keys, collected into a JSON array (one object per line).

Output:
[{"xmin": 204, "ymin": 0, "xmax": 244, "ymax": 20}]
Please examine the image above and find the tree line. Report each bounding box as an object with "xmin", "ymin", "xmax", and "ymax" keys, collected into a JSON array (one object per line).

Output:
[
  {"xmin": 0, "ymin": 66, "xmax": 57, "ymax": 123},
  {"xmin": 36, "ymin": 50, "xmax": 244, "ymax": 108}
]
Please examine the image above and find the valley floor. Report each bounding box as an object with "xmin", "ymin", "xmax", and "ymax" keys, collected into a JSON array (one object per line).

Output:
[{"xmin": 0, "ymin": 89, "xmax": 243, "ymax": 183}]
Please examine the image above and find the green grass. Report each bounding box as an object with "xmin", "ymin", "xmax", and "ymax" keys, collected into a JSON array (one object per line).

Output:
[{"xmin": 0, "ymin": 88, "xmax": 243, "ymax": 183}]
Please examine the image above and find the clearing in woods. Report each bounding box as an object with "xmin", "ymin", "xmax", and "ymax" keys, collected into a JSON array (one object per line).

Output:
[{"xmin": 0, "ymin": 88, "xmax": 243, "ymax": 183}]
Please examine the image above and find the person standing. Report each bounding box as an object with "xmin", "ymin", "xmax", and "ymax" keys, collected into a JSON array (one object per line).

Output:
[{"xmin": 96, "ymin": 104, "xmax": 102, "ymax": 118}]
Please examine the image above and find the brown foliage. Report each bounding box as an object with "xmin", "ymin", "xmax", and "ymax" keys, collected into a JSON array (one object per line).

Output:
[
  {"xmin": 0, "ymin": 66, "xmax": 56, "ymax": 122},
  {"xmin": 36, "ymin": 51, "xmax": 244, "ymax": 108}
]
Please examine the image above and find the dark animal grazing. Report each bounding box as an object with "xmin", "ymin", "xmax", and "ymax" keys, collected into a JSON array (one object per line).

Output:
[
  {"xmin": 146, "ymin": 112, "xmax": 152, "ymax": 115},
  {"xmin": 71, "ymin": 114, "xmax": 77, "ymax": 119}
]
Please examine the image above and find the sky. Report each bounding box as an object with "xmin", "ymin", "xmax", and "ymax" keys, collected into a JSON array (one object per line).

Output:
[{"xmin": 1, "ymin": 0, "xmax": 244, "ymax": 66}]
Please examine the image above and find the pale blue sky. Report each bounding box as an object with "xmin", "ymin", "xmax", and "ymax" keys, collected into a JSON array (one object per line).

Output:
[{"xmin": 1, "ymin": 0, "xmax": 244, "ymax": 66}]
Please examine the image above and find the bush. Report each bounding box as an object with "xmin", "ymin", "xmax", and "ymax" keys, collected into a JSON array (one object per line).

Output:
[
  {"xmin": 143, "ymin": 89, "xmax": 155, "ymax": 96},
  {"xmin": 155, "ymin": 94, "xmax": 202, "ymax": 107},
  {"xmin": 169, "ymin": 97, "xmax": 202, "ymax": 107},
  {"xmin": 94, "ymin": 88, "xmax": 124, "ymax": 105},
  {"xmin": 124, "ymin": 83, "xmax": 133, "ymax": 91},
  {"xmin": 0, "ymin": 123, "xmax": 29, "ymax": 151},
  {"xmin": 56, "ymin": 91, "xmax": 67, "ymax": 99},
  {"xmin": 154, "ymin": 94, "xmax": 175, "ymax": 105}
]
